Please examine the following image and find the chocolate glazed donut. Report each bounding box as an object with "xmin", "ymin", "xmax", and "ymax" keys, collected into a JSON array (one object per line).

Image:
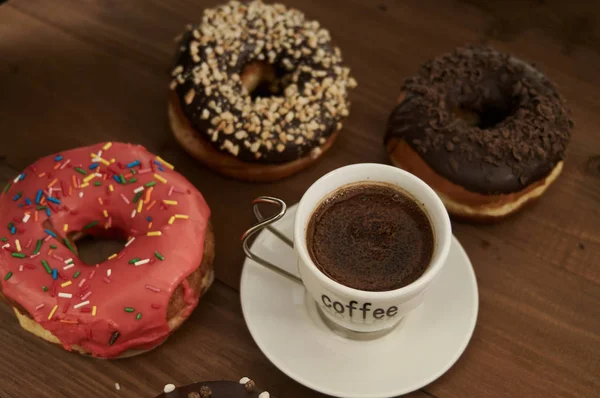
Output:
[
  {"xmin": 169, "ymin": 0, "xmax": 356, "ymax": 182},
  {"xmin": 385, "ymin": 46, "xmax": 573, "ymax": 221}
]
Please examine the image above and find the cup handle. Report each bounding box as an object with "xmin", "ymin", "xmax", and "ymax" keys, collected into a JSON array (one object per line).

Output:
[{"xmin": 241, "ymin": 196, "xmax": 302, "ymax": 284}]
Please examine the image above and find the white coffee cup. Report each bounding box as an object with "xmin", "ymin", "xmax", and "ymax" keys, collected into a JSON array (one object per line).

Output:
[{"xmin": 293, "ymin": 163, "xmax": 452, "ymax": 333}]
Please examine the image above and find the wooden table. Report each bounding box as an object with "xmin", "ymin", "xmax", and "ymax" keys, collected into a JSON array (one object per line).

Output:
[{"xmin": 0, "ymin": 0, "xmax": 598, "ymax": 397}]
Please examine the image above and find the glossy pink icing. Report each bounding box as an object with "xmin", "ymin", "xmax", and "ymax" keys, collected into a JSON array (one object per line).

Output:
[{"xmin": 0, "ymin": 142, "xmax": 210, "ymax": 358}]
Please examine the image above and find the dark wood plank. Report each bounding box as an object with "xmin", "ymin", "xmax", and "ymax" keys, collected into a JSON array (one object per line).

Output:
[{"xmin": 0, "ymin": 0, "xmax": 598, "ymax": 397}]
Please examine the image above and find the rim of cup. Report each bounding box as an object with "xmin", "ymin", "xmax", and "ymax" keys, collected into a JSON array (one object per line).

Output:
[{"xmin": 295, "ymin": 163, "xmax": 452, "ymax": 300}]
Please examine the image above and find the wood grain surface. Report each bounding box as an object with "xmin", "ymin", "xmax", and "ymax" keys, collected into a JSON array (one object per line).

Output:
[{"xmin": 0, "ymin": 0, "xmax": 598, "ymax": 397}]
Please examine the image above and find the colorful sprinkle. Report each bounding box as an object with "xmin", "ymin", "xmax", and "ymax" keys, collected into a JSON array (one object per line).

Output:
[
  {"xmin": 11, "ymin": 253, "xmax": 25, "ymax": 258},
  {"xmin": 155, "ymin": 251, "xmax": 164, "ymax": 261},
  {"xmin": 145, "ymin": 181, "xmax": 157, "ymax": 188},
  {"xmin": 2, "ymin": 183, "xmax": 11, "ymax": 194},
  {"xmin": 145, "ymin": 284, "xmax": 161, "ymax": 292},
  {"xmin": 45, "ymin": 229, "xmax": 57, "ymax": 238},
  {"xmin": 35, "ymin": 303, "xmax": 45, "ymax": 310},
  {"xmin": 73, "ymin": 300, "xmax": 90, "ymax": 309},
  {"xmin": 163, "ymin": 200, "xmax": 178, "ymax": 206},
  {"xmin": 4, "ymin": 272, "xmax": 13, "ymax": 281},
  {"xmin": 132, "ymin": 191, "xmax": 143, "ymax": 202},
  {"xmin": 58, "ymin": 292, "xmax": 72, "ymax": 299},
  {"xmin": 61, "ymin": 281, "xmax": 72, "ymax": 288},
  {"xmin": 136, "ymin": 313, "xmax": 143, "ymax": 320},
  {"xmin": 73, "ymin": 271, "xmax": 81, "ymax": 279},
  {"xmin": 125, "ymin": 237, "xmax": 135, "ymax": 247},
  {"xmin": 147, "ymin": 231, "xmax": 162, "ymax": 237},
  {"xmin": 107, "ymin": 253, "xmax": 118, "ymax": 260},
  {"xmin": 109, "ymin": 331, "xmax": 119, "ymax": 345},
  {"xmin": 64, "ymin": 238, "xmax": 76, "ymax": 253},
  {"xmin": 47, "ymin": 197, "xmax": 60, "ymax": 205},
  {"xmin": 51, "ymin": 268, "xmax": 58, "ymax": 279},
  {"xmin": 108, "ymin": 184, "xmax": 115, "ymax": 192},
  {"xmin": 35, "ymin": 189, "xmax": 43, "ymax": 204},
  {"xmin": 153, "ymin": 173, "xmax": 167, "ymax": 184},
  {"xmin": 92, "ymin": 306, "xmax": 97, "ymax": 316},
  {"xmin": 83, "ymin": 220, "xmax": 99, "ymax": 230},
  {"xmin": 124, "ymin": 307, "xmax": 135, "ymax": 313},
  {"xmin": 90, "ymin": 154, "xmax": 110, "ymax": 166},
  {"xmin": 48, "ymin": 304, "xmax": 59, "ymax": 320},
  {"xmin": 94, "ymin": 181, "xmax": 102, "ymax": 187},
  {"xmin": 55, "ymin": 155, "xmax": 63, "ymax": 161},
  {"xmin": 126, "ymin": 160, "xmax": 140, "ymax": 168},
  {"xmin": 15, "ymin": 239, "xmax": 21, "ymax": 252},
  {"xmin": 134, "ymin": 259, "xmax": 149, "ymax": 266},
  {"xmin": 136, "ymin": 200, "xmax": 143, "ymax": 214},
  {"xmin": 128, "ymin": 258, "xmax": 140, "ymax": 264},
  {"xmin": 146, "ymin": 200, "xmax": 157, "ymax": 211},
  {"xmin": 103, "ymin": 210, "xmax": 109, "ymax": 218},
  {"xmin": 103, "ymin": 142, "xmax": 113, "ymax": 150},
  {"xmin": 13, "ymin": 192, "xmax": 22, "ymax": 201},
  {"xmin": 168, "ymin": 216, "xmax": 176, "ymax": 225},
  {"xmin": 42, "ymin": 286, "xmax": 48, "ymax": 292},
  {"xmin": 89, "ymin": 163, "xmax": 100, "ymax": 170},
  {"xmin": 175, "ymin": 214, "xmax": 189, "ymax": 220},
  {"xmin": 83, "ymin": 174, "xmax": 96, "ymax": 183},
  {"xmin": 155, "ymin": 156, "xmax": 175, "ymax": 170},
  {"xmin": 75, "ymin": 167, "xmax": 87, "ymax": 175},
  {"xmin": 130, "ymin": 209, "xmax": 137, "ymax": 218}
]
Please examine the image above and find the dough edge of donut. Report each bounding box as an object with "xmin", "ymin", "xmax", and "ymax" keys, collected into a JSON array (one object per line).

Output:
[{"xmin": 388, "ymin": 138, "xmax": 563, "ymax": 221}]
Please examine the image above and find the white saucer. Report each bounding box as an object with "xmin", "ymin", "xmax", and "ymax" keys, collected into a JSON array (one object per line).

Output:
[{"xmin": 240, "ymin": 204, "xmax": 478, "ymax": 398}]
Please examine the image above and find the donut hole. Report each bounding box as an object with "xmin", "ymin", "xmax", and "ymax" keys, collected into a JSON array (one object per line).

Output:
[
  {"xmin": 454, "ymin": 88, "xmax": 519, "ymax": 129},
  {"xmin": 68, "ymin": 228, "xmax": 128, "ymax": 266},
  {"xmin": 240, "ymin": 61, "xmax": 289, "ymax": 99}
]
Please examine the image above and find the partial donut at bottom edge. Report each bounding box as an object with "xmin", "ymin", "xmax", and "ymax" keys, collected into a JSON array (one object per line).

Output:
[
  {"xmin": 6, "ymin": 223, "xmax": 215, "ymax": 359},
  {"xmin": 168, "ymin": 94, "xmax": 340, "ymax": 182},
  {"xmin": 387, "ymin": 138, "xmax": 563, "ymax": 222}
]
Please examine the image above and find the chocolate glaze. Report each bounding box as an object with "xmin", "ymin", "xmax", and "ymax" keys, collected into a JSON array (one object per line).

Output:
[
  {"xmin": 171, "ymin": 1, "xmax": 356, "ymax": 164},
  {"xmin": 307, "ymin": 183, "xmax": 434, "ymax": 292},
  {"xmin": 386, "ymin": 46, "xmax": 573, "ymax": 194},
  {"xmin": 155, "ymin": 380, "xmax": 272, "ymax": 398}
]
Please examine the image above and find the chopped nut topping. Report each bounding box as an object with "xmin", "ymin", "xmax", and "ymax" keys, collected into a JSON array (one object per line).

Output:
[
  {"xmin": 199, "ymin": 385, "xmax": 212, "ymax": 398},
  {"xmin": 171, "ymin": 0, "xmax": 356, "ymax": 160},
  {"xmin": 184, "ymin": 88, "xmax": 196, "ymax": 104}
]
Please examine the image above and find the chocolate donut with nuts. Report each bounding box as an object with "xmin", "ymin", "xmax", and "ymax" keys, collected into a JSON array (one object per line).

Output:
[
  {"xmin": 157, "ymin": 377, "xmax": 272, "ymax": 398},
  {"xmin": 169, "ymin": 0, "xmax": 356, "ymax": 182},
  {"xmin": 385, "ymin": 46, "xmax": 573, "ymax": 221}
]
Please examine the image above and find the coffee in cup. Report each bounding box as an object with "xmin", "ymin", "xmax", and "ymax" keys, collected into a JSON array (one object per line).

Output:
[{"xmin": 306, "ymin": 182, "xmax": 434, "ymax": 292}]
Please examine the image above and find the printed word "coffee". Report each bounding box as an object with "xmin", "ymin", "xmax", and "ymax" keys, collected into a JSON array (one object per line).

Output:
[{"xmin": 321, "ymin": 295, "xmax": 398, "ymax": 319}]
